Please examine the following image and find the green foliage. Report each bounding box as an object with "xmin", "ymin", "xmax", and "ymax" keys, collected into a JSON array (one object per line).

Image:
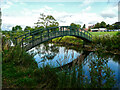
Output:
[
  {"xmin": 88, "ymin": 28, "xmax": 91, "ymax": 31},
  {"xmin": 93, "ymin": 21, "xmax": 120, "ymax": 29},
  {"xmin": 34, "ymin": 13, "xmax": 59, "ymax": 28},
  {"xmin": 24, "ymin": 26, "xmax": 33, "ymax": 32},
  {"xmin": 88, "ymin": 52, "xmax": 116, "ymax": 88},
  {"xmin": 3, "ymin": 45, "xmax": 37, "ymax": 67},
  {"xmin": 52, "ymin": 36, "xmax": 83, "ymax": 45},
  {"xmin": 94, "ymin": 22, "xmax": 100, "ymax": 28},
  {"xmin": 70, "ymin": 23, "xmax": 81, "ymax": 28},
  {"xmin": 12, "ymin": 25, "xmax": 22, "ymax": 32},
  {"xmin": 33, "ymin": 65, "xmax": 58, "ymax": 88},
  {"xmin": 91, "ymin": 31, "xmax": 117, "ymax": 36},
  {"xmin": 92, "ymin": 34, "xmax": 120, "ymax": 50},
  {"xmin": 116, "ymin": 31, "xmax": 120, "ymax": 36},
  {"xmin": 100, "ymin": 21, "xmax": 106, "ymax": 28},
  {"xmin": 82, "ymin": 24, "xmax": 86, "ymax": 29},
  {"xmin": 113, "ymin": 24, "xmax": 120, "ymax": 29}
]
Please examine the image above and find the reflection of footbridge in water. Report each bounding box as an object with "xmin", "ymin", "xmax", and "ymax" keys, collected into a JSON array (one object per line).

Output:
[
  {"xmin": 57, "ymin": 50, "xmax": 91, "ymax": 69},
  {"xmin": 14, "ymin": 26, "xmax": 92, "ymax": 51}
]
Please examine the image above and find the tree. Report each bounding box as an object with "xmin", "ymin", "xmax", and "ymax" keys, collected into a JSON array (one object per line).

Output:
[
  {"xmin": 82, "ymin": 24, "xmax": 86, "ymax": 29},
  {"xmin": 24, "ymin": 26, "xmax": 33, "ymax": 32},
  {"xmin": 34, "ymin": 13, "xmax": 59, "ymax": 28},
  {"xmin": 70, "ymin": 23, "xmax": 77, "ymax": 27},
  {"xmin": 88, "ymin": 28, "xmax": 91, "ymax": 32},
  {"xmin": 34, "ymin": 26, "xmax": 44, "ymax": 30},
  {"xmin": 106, "ymin": 24, "xmax": 110, "ymax": 29},
  {"xmin": 70, "ymin": 23, "xmax": 81, "ymax": 31},
  {"xmin": 113, "ymin": 24, "xmax": 120, "ymax": 29},
  {"xmin": 12, "ymin": 25, "xmax": 22, "ymax": 32},
  {"xmin": 109, "ymin": 25, "xmax": 114, "ymax": 30},
  {"xmin": 100, "ymin": 21, "xmax": 106, "ymax": 28},
  {"xmin": 94, "ymin": 23, "xmax": 100, "ymax": 28},
  {"xmin": 76, "ymin": 24, "xmax": 81, "ymax": 28}
]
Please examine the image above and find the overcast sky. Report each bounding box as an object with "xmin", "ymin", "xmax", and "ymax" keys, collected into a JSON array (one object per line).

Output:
[{"xmin": 1, "ymin": 0, "xmax": 119, "ymax": 30}]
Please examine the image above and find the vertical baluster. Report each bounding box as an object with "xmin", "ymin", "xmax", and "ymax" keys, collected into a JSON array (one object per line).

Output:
[
  {"xmin": 84, "ymin": 31, "xmax": 85, "ymax": 37},
  {"xmin": 77, "ymin": 27, "xmax": 78, "ymax": 35},
  {"xmin": 74, "ymin": 27, "xmax": 75, "ymax": 35},
  {"xmin": 32, "ymin": 35, "xmax": 34, "ymax": 46},
  {"xmin": 22, "ymin": 38, "xmax": 23, "ymax": 48},
  {"xmin": 55, "ymin": 28, "xmax": 56, "ymax": 37},
  {"xmin": 63, "ymin": 26, "xmax": 64, "ymax": 36},
  {"xmin": 47, "ymin": 28, "xmax": 49, "ymax": 39},
  {"xmin": 41, "ymin": 31, "xmax": 42, "ymax": 41},
  {"xmin": 70, "ymin": 26, "xmax": 71, "ymax": 35}
]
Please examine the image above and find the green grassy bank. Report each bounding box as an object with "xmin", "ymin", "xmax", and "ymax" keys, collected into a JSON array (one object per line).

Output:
[
  {"xmin": 2, "ymin": 45, "xmax": 117, "ymax": 88},
  {"xmin": 90, "ymin": 31, "xmax": 118, "ymax": 36},
  {"xmin": 52, "ymin": 31, "xmax": 120, "ymax": 54}
]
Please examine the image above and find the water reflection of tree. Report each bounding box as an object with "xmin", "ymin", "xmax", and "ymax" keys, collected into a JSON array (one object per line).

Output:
[
  {"xmin": 35, "ymin": 42, "xmax": 59, "ymax": 62},
  {"xmin": 58, "ymin": 51, "xmax": 117, "ymax": 88},
  {"xmin": 60, "ymin": 50, "xmax": 90, "ymax": 69},
  {"xmin": 88, "ymin": 52, "xmax": 116, "ymax": 88},
  {"xmin": 99, "ymin": 52, "xmax": 120, "ymax": 64}
]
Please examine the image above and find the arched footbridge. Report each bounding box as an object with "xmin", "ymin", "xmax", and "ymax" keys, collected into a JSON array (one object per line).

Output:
[{"xmin": 14, "ymin": 26, "xmax": 92, "ymax": 51}]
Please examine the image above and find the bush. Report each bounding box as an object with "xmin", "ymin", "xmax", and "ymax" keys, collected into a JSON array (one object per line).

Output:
[{"xmin": 92, "ymin": 34, "xmax": 120, "ymax": 50}]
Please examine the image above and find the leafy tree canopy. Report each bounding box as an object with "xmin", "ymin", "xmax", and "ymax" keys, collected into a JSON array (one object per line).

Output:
[
  {"xmin": 82, "ymin": 24, "xmax": 86, "ymax": 29},
  {"xmin": 34, "ymin": 13, "xmax": 59, "ymax": 28},
  {"xmin": 24, "ymin": 26, "xmax": 33, "ymax": 32},
  {"xmin": 70, "ymin": 23, "xmax": 81, "ymax": 28},
  {"xmin": 12, "ymin": 25, "xmax": 22, "ymax": 32}
]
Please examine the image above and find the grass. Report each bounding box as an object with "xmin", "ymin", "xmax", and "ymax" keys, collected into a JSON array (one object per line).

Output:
[
  {"xmin": 2, "ymin": 45, "xmax": 59, "ymax": 88},
  {"xmin": 90, "ymin": 31, "xmax": 118, "ymax": 36},
  {"xmin": 52, "ymin": 36, "xmax": 83, "ymax": 45}
]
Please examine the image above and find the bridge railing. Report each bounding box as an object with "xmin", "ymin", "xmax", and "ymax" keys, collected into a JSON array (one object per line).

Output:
[{"xmin": 14, "ymin": 26, "xmax": 92, "ymax": 47}]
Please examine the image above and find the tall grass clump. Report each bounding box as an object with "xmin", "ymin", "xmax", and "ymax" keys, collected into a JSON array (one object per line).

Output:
[
  {"xmin": 88, "ymin": 52, "xmax": 116, "ymax": 88},
  {"xmin": 92, "ymin": 32, "xmax": 120, "ymax": 51}
]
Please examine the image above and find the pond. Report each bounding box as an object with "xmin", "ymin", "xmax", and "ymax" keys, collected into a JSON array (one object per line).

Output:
[{"xmin": 28, "ymin": 43, "xmax": 120, "ymax": 88}]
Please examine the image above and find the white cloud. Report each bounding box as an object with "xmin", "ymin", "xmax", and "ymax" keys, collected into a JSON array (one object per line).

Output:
[
  {"xmin": 101, "ymin": 5, "xmax": 117, "ymax": 18},
  {"xmin": 82, "ymin": 6, "xmax": 91, "ymax": 12},
  {"xmin": 2, "ymin": 4, "xmax": 118, "ymax": 30},
  {"xmin": 1, "ymin": 1, "xmax": 13, "ymax": 10}
]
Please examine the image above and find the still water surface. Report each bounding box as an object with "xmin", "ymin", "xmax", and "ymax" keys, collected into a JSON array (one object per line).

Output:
[{"xmin": 28, "ymin": 43, "xmax": 120, "ymax": 88}]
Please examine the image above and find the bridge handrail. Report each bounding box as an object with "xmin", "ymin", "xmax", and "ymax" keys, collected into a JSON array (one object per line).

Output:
[{"xmin": 14, "ymin": 26, "xmax": 92, "ymax": 46}]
